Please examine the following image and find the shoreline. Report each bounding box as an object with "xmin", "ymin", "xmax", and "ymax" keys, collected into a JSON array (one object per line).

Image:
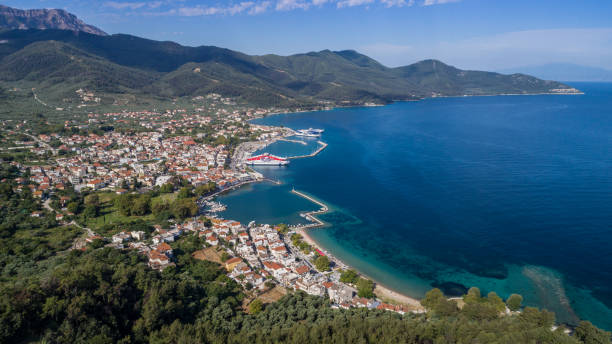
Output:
[
  {"xmin": 225, "ymin": 116, "xmax": 427, "ymax": 310},
  {"xmin": 290, "ymin": 189, "xmax": 425, "ymax": 311}
]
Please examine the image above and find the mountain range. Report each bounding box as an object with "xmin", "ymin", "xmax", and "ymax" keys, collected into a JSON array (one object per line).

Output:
[{"xmin": 0, "ymin": 4, "xmax": 580, "ymax": 110}]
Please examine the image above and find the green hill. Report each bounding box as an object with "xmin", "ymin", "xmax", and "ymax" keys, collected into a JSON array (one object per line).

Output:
[{"xmin": 0, "ymin": 29, "xmax": 581, "ymax": 111}]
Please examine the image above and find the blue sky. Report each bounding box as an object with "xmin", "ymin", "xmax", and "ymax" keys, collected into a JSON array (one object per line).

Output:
[{"xmin": 4, "ymin": 0, "xmax": 612, "ymax": 70}]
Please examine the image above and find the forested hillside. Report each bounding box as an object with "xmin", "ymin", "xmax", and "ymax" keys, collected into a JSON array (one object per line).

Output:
[
  {"xmin": 0, "ymin": 28, "xmax": 580, "ymax": 111},
  {"xmin": 0, "ymin": 163, "xmax": 610, "ymax": 344}
]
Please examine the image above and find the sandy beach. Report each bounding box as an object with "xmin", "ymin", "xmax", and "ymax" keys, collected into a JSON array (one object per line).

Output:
[{"xmin": 296, "ymin": 225, "xmax": 424, "ymax": 311}]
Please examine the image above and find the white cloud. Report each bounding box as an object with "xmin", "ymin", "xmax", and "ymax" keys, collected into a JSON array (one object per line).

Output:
[
  {"xmin": 423, "ymin": 0, "xmax": 460, "ymax": 5},
  {"xmin": 380, "ymin": 0, "xmax": 414, "ymax": 7},
  {"xmin": 337, "ymin": 0, "xmax": 374, "ymax": 8},
  {"xmin": 276, "ymin": 0, "xmax": 311, "ymax": 11},
  {"xmin": 107, "ymin": 0, "xmax": 456, "ymax": 16},
  {"xmin": 104, "ymin": 1, "xmax": 163, "ymax": 10},
  {"xmin": 174, "ymin": 2, "xmax": 261, "ymax": 16},
  {"xmin": 249, "ymin": 1, "xmax": 272, "ymax": 14}
]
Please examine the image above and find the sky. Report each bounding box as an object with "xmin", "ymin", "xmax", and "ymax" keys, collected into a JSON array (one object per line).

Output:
[{"xmin": 4, "ymin": 0, "xmax": 612, "ymax": 70}]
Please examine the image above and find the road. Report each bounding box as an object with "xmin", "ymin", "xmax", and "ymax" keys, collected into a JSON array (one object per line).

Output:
[{"xmin": 21, "ymin": 131, "xmax": 58, "ymax": 156}]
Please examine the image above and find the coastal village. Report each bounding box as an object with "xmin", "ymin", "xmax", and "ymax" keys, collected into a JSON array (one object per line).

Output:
[{"xmin": 0, "ymin": 93, "xmax": 424, "ymax": 316}]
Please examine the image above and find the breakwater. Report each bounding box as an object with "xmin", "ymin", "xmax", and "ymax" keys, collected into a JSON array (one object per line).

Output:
[
  {"xmin": 291, "ymin": 188, "xmax": 328, "ymax": 228},
  {"xmin": 287, "ymin": 141, "xmax": 328, "ymax": 160}
]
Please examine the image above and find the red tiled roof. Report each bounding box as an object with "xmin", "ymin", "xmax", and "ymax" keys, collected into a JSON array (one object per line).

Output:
[
  {"xmin": 295, "ymin": 265, "xmax": 310, "ymax": 275},
  {"xmin": 263, "ymin": 261, "xmax": 284, "ymax": 270}
]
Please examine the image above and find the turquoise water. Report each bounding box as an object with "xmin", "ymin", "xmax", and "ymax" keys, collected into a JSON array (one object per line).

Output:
[{"xmin": 219, "ymin": 82, "xmax": 612, "ymax": 329}]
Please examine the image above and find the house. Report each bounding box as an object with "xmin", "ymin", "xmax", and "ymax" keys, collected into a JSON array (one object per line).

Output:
[
  {"xmin": 148, "ymin": 250, "xmax": 173, "ymax": 270},
  {"xmin": 271, "ymin": 245, "xmax": 287, "ymax": 257},
  {"xmin": 156, "ymin": 242, "xmax": 173, "ymax": 257},
  {"xmin": 87, "ymin": 179, "xmax": 105, "ymax": 190},
  {"xmin": 112, "ymin": 232, "xmax": 131, "ymax": 244},
  {"xmin": 206, "ymin": 234, "xmax": 219, "ymax": 246},
  {"xmin": 294, "ymin": 264, "xmax": 310, "ymax": 276},
  {"xmin": 130, "ymin": 231, "xmax": 145, "ymax": 241},
  {"xmin": 326, "ymin": 283, "xmax": 355, "ymax": 304},
  {"xmin": 225, "ymin": 257, "xmax": 243, "ymax": 271}
]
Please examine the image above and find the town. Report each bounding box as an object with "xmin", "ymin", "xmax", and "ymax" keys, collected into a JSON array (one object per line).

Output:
[{"xmin": 0, "ymin": 92, "xmax": 420, "ymax": 317}]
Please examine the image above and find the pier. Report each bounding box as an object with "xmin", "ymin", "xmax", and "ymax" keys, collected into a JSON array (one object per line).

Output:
[
  {"xmin": 291, "ymin": 188, "xmax": 329, "ymax": 228},
  {"xmin": 287, "ymin": 141, "xmax": 328, "ymax": 160},
  {"xmin": 277, "ymin": 138, "xmax": 308, "ymax": 145}
]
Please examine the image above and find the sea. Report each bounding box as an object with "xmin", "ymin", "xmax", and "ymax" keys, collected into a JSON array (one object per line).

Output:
[{"xmin": 217, "ymin": 82, "xmax": 612, "ymax": 330}]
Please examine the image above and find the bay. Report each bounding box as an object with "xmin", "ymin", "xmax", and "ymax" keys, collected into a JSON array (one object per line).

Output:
[{"xmin": 218, "ymin": 82, "xmax": 612, "ymax": 329}]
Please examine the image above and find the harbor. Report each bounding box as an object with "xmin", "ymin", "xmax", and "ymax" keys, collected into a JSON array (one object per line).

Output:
[{"xmin": 287, "ymin": 141, "xmax": 328, "ymax": 160}]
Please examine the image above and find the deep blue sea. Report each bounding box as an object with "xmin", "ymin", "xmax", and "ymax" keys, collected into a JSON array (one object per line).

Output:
[{"xmin": 218, "ymin": 82, "xmax": 612, "ymax": 329}]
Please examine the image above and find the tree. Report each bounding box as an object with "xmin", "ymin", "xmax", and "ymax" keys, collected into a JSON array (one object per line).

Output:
[
  {"xmin": 421, "ymin": 288, "xmax": 445, "ymax": 310},
  {"xmin": 194, "ymin": 182, "xmax": 216, "ymax": 197},
  {"xmin": 464, "ymin": 287, "xmax": 481, "ymax": 304},
  {"xmin": 83, "ymin": 204, "xmax": 98, "ymax": 219},
  {"xmin": 356, "ymin": 278, "xmax": 374, "ymax": 298},
  {"xmin": 132, "ymin": 195, "xmax": 151, "ymax": 216},
  {"xmin": 115, "ymin": 194, "xmax": 134, "ymax": 216},
  {"xmin": 574, "ymin": 321, "xmax": 612, "ymax": 344},
  {"xmin": 518, "ymin": 307, "xmax": 555, "ymax": 328},
  {"xmin": 339, "ymin": 269, "xmax": 359, "ymax": 284},
  {"xmin": 314, "ymin": 255, "xmax": 330, "ymax": 272},
  {"xmin": 249, "ymin": 299, "xmax": 263, "ymax": 314},
  {"xmin": 506, "ymin": 294, "xmax": 523, "ymax": 311},
  {"xmin": 220, "ymin": 252, "xmax": 230, "ymax": 262},
  {"xmin": 84, "ymin": 194, "xmax": 100, "ymax": 207},
  {"xmin": 276, "ymin": 223, "xmax": 290, "ymax": 234},
  {"xmin": 172, "ymin": 199, "xmax": 198, "ymax": 220},
  {"xmin": 160, "ymin": 183, "xmax": 174, "ymax": 194},
  {"xmin": 461, "ymin": 302, "xmax": 499, "ymax": 321},
  {"xmin": 486, "ymin": 291, "xmax": 506, "ymax": 312},
  {"xmin": 433, "ymin": 299, "xmax": 459, "ymax": 317},
  {"xmin": 67, "ymin": 201, "xmax": 80, "ymax": 214},
  {"xmin": 177, "ymin": 187, "xmax": 194, "ymax": 199}
]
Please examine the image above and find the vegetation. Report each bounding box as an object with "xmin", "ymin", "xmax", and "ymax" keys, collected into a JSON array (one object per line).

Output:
[
  {"xmin": 249, "ymin": 299, "xmax": 263, "ymax": 315},
  {"xmin": 356, "ymin": 278, "xmax": 375, "ymax": 299},
  {"xmin": 0, "ymin": 172, "xmax": 610, "ymax": 343},
  {"xmin": 290, "ymin": 233, "xmax": 313, "ymax": 255},
  {"xmin": 507, "ymin": 293, "xmax": 523, "ymax": 311},
  {"xmin": 339, "ymin": 269, "xmax": 359, "ymax": 284},
  {"xmin": 0, "ymin": 28, "xmax": 577, "ymax": 113},
  {"xmin": 314, "ymin": 254, "xmax": 330, "ymax": 272}
]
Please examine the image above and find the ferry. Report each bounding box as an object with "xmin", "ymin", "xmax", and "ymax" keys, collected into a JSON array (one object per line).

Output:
[
  {"xmin": 295, "ymin": 128, "xmax": 324, "ymax": 137},
  {"xmin": 246, "ymin": 153, "xmax": 289, "ymax": 166}
]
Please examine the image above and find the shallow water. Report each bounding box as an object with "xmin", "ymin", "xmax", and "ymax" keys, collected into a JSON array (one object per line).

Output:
[{"xmin": 219, "ymin": 82, "xmax": 612, "ymax": 329}]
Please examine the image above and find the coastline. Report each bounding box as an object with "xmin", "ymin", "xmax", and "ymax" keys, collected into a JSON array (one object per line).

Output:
[
  {"xmin": 290, "ymin": 190, "xmax": 425, "ymax": 311},
  {"xmin": 225, "ymin": 89, "xmax": 581, "ymax": 312}
]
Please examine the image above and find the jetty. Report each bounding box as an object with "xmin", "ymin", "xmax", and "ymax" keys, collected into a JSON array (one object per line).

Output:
[
  {"xmin": 277, "ymin": 138, "xmax": 308, "ymax": 145},
  {"xmin": 287, "ymin": 141, "xmax": 328, "ymax": 160},
  {"xmin": 291, "ymin": 188, "xmax": 329, "ymax": 228}
]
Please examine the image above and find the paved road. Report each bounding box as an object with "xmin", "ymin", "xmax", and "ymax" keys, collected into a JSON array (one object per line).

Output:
[{"xmin": 22, "ymin": 131, "xmax": 58, "ymax": 156}]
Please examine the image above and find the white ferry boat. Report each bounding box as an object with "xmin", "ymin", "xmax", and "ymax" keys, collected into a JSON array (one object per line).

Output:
[
  {"xmin": 246, "ymin": 153, "xmax": 289, "ymax": 166},
  {"xmin": 295, "ymin": 128, "xmax": 324, "ymax": 137}
]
